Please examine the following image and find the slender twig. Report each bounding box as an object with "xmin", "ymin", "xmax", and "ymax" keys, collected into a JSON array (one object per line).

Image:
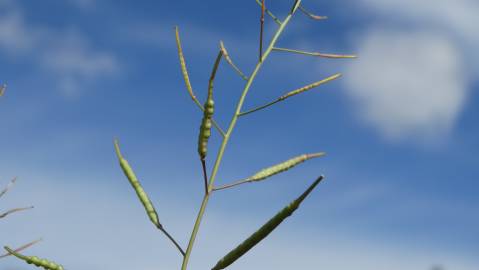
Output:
[
  {"xmin": 0, "ymin": 239, "xmax": 42, "ymax": 259},
  {"xmin": 181, "ymin": 2, "xmax": 303, "ymax": 270},
  {"xmin": 259, "ymin": 0, "xmax": 265, "ymax": 62},
  {"xmin": 0, "ymin": 206, "xmax": 34, "ymax": 219},
  {"xmin": 157, "ymin": 225, "xmax": 185, "ymax": 256},
  {"xmin": 299, "ymin": 5, "xmax": 328, "ymax": 20},
  {"xmin": 0, "ymin": 177, "xmax": 17, "ymax": 199},
  {"xmin": 201, "ymin": 159, "xmax": 208, "ymax": 195},
  {"xmin": 239, "ymin": 73, "xmax": 341, "ymax": 117},
  {"xmin": 219, "ymin": 41, "xmax": 249, "ymax": 81},
  {"xmin": 254, "ymin": 0, "xmax": 281, "ymax": 25},
  {"xmin": 273, "ymin": 47, "xmax": 357, "ymax": 59},
  {"xmin": 175, "ymin": 27, "xmax": 226, "ymax": 138},
  {"xmin": 0, "ymin": 84, "xmax": 6, "ymax": 97}
]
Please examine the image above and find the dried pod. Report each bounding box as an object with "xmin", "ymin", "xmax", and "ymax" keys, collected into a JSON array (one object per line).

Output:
[
  {"xmin": 198, "ymin": 51, "xmax": 222, "ymax": 160},
  {"xmin": 114, "ymin": 140, "xmax": 161, "ymax": 229},
  {"xmin": 247, "ymin": 152, "xmax": 325, "ymax": 182},
  {"xmin": 4, "ymin": 247, "xmax": 64, "ymax": 270},
  {"xmin": 211, "ymin": 176, "xmax": 324, "ymax": 270}
]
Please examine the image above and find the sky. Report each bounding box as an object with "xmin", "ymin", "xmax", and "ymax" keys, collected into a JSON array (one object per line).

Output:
[{"xmin": 0, "ymin": 0, "xmax": 478, "ymax": 269}]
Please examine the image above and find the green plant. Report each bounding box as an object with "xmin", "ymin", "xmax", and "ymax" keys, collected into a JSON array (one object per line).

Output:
[
  {"xmin": 1, "ymin": 86, "xmax": 41, "ymax": 259},
  {"xmin": 4, "ymin": 1, "xmax": 355, "ymax": 269}
]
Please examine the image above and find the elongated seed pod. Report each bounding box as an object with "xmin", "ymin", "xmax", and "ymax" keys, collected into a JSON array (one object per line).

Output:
[
  {"xmin": 298, "ymin": 5, "xmax": 328, "ymax": 20},
  {"xmin": 279, "ymin": 73, "xmax": 341, "ymax": 101},
  {"xmin": 211, "ymin": 176, "xmax": 324, "ymax": 270},
  {"xmin": 4, "ymin": 247, "xmax": 64, "ymax": 270},
  {"xmin": 198, "ymin": 51, "xmax": 222, "ymax": 160},
  {"xmin": 175, "ymin": 27, "xmax": 196, "ymax": 101},
  {"xmin": 247, "ymin": 152, "xmax": 325, "ymax": 182},
  {"xmin": 0, "ymin": 206, "xmax": 34, "ymax": 219},
  {"xmin": 114, "ymin": 140, "xmax": 161, "ymax": 229}
]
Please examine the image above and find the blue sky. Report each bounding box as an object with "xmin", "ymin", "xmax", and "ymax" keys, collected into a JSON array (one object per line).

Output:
[{"xmin": 1, "ymin": 0, "xmax": 478, "ymax": 269}]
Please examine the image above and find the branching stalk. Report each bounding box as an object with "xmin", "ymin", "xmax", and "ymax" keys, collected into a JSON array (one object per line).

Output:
[
  {"xmin": 181, "ymin": 2, "xmax": 303, "ymax": 269},
  {"xmin": 254, "ymin": 0, "xmax": 281, "ymax": 25}
]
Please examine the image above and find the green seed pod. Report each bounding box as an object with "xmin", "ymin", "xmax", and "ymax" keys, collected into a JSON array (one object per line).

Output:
[
  {"xmin": 4, "ymin": 247, "xmax": 64, "ymax": 270},
  {"xmin": 114, "ymin": 140, "xmax": 162, "ymax": 229},
  {"xmin": 211, "ymin": 176, "xmax": 324, "ymax": 270},
  {"xmin": 197, "ymin": 51, "xmax": 222, "ymax": 160},
  {"xmin": 248, "ymin": 152, "xmax": 325, "ymax": 182},
  {"xmin": 279, "ymin": 73, "xmax": 341, "ymax": 101},
  {"xmin": 175, "ymin": 27, "xmax": 196, "ymax": 101}
]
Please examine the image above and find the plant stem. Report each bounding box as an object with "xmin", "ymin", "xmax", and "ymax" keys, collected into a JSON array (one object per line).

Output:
[{"xmin": 180, "ymin": 3, "xmax": 301, "ymax": 269}]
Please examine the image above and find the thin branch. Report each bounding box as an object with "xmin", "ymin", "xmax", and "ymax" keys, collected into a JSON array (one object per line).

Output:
[
  {"xmin": 239, "ymin": 73, "xmax": 341, "ymax": 117},
  {"xmin": 299, "ymin": 5, "xmax": 328, "ymax": 20},
  {"xmin": 0, "ymin": 239, "xmax": 42, "ymax": 259},
  {"xmin": 157, "ymin": 225, "xmax": 186, "ymax": 256},
  {"xmin": 0, "ymin": 84, "xmax": 6, "ymax": 97},
  {"xmin": 201, "ymin": 160, "xmax": 208, "ymax": 195},
  {"xmin": 259, "ymin": 0, "xmax": 265, "ymax": 62},
  {"xmin": 0, "ymin": 177, "xmax": 17, "ymax": 199},
  {"xmin": 219, "ymin": 41, "xmax": 248, "ymax": 81},
  {"xmin": 254, "ymin": 0, "xmax": 282, "ymax": 25},
  {"xmin": 273, "ymin": 47, "xmax": 357, "ymax": 59},
  {"xmin": 0, "ymin": 206, "xmax": 34, "ymax": 219},
  {"xmin": 175, "ymin": 26, "xmax": 226, "ymax": 138}
]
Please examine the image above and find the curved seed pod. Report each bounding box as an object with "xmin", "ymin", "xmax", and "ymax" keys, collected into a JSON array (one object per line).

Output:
[
  {"xmin": 198, "ymin": 51, "xmax": 222, "ymax": 160},
  {"xmin": 248, "ymin": 152, "xmax": 325, "ymax": 182},
  {"xmin": 298, "ymin": 5, "xmax": 328, "ymax": 20},
  {"xmin": 4, "ymin": 247, "xmax": 64, "ymax": 270},
  {"xmin": 114, "ymin": 140, "xmax": 161, "ymax": 229},
  {"xmin": 211, "ymin": 176, "xmax": 324, "ymax": 270},
  {"xmin": 175, "ymin": 27, "xmax": 196, "ymax": 101}
]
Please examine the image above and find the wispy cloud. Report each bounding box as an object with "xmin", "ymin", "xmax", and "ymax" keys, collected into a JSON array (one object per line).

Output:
[
  {"xmin": 0, "ymin": 2, "xmax": 119, "ymax": 98},
  {"xmin": 341, "ymin": 0, "xmax": 477, "ymax": 142}
]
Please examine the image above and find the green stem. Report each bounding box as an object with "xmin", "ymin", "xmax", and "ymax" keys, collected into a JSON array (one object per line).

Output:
[{"xmin": 180, "ymin": 3, "xmax": 301, "ymax": 269}]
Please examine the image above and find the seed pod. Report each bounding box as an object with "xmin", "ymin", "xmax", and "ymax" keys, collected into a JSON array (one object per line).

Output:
[
  {"xmin": 198, "ymin": 51, "xmax": 222, "ymax": 160},
  {"xmin": 211, "ymin": 176, "xmax": 324, "ymax": 270},
  {"xmin": 4, "ymin": 247, "xmax": 64, "ymax": 270},
  {"xmin": 114, "ymin": 140, "xmax": 162, "ymax": 229},
  {"xmin": 175, "ymin": 27, "xmax": 196, "ymax": 101},
  {"xmin": 279, "ymin": 74, "xmax": 341, "ymax": 101},
  {"xmin": 0, "ymin": 206, "xmax": 34, "ymax": 219},
  {"xmin": 247, "ymin": 152, "xmax": 325, "ymax": 182},
  {"xmin": 298, "ymin": 5, "xmax": 328, "ymax": 20}
]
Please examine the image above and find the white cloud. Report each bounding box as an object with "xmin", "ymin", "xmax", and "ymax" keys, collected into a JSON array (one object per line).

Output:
[
  {"xmin": 342, "ymin": 0, "xmax": 477, "ymax": 142},
  {"xmin": 0, "ymin": 3, "xmax": 119, "ymax": 98},
  {"xmin": 343, "ymin": 30, "xmax": 467, "ymax": 141}
]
